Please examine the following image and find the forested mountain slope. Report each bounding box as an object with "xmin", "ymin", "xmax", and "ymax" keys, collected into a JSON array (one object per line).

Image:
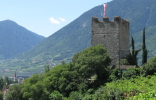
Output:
[
  {"xmin": 22, "ymin": 0, "xmax": 156, "ymax": 64},
  {"xmin": 0, "ymin": 20, "xmax": 45, "ymax": 59}
]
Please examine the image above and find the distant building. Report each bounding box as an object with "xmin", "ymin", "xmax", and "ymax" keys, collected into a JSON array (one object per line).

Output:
[
  {"xmin": 91, "ymin": 16, "xmax": 130, "ymax": 65},
  {"xmin": 11, "ymin": 72, "xmax": 29, "ymax": 84},
  {"xmin": 16, "ymin": 76, "xmax": 29, "ymax": 84}
]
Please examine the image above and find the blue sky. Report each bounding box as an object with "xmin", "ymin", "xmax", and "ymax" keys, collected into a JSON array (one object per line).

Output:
[{"xmin": 0, "ymin": 0, "xmax": 112, "ymax": 37}]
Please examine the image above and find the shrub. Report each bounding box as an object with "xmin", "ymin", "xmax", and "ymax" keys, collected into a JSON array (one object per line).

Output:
[
  {"xmin": 143, "ymin": 56, "xmax": 156, "ymax": 76},
  {"xmin": 122, "ymin": 68, "xmax": 141, "ymax": 79},
  {"xmin": 0, "ymin": 92, "xmax": 3, "ymax": 100},
  {"xmin": 109, "ymin": 69, "xmax": 120, "ymax": 81},
  {"xmin": 49, "ymin": 90, "xmax": 64, "ymax": 100}
]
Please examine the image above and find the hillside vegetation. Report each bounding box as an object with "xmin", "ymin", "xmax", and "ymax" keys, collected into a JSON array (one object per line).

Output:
[
  {"xmin": 4, "ymin": 45, "xmax": 156, "ymax": 100},
  {"xmin": 1, "ymin": 0, "xmax": 156, "ymax": 74},
  {"xmin": 0, "ymin": 20, "xmax": 45, "ymax": 59},
  {"xmin": 22, "ymin": 0, "xmax": 156, "ymax": 64}
]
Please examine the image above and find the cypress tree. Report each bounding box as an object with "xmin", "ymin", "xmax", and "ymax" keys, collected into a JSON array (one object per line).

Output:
[
  {"xmin": 142, "ymin": 28, "xmax": 147, "ymax": 64},
  {"xmin": 126, "ymin": 36, "xmax": 139, "ymax": 66},
  {"xmin": 128, "ymin": 36, "xmax": 140, "ymax": 66},
  {"xmin": 131, "ymin": 36, "xmax": 135, "ymax": 57}
]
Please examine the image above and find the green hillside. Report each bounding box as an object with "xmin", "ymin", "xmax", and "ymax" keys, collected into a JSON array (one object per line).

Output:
[
  {"xmin": 133, "ymin": 25, "xmax": 156, "ymax": 63},
  {"xmin": 5, "ymin": 45, "xmax": 156, "ymax": 100},
  {"xmin": 0, "ymin": 20, "xmax": 45, "ymax": 59},
  {"xmin": 1, "ymin": 0, "xmax": 156, "ymax": 75},
  {"xmin": 23, "ymin": 0, "xmax": 156, "ymax": 63}
]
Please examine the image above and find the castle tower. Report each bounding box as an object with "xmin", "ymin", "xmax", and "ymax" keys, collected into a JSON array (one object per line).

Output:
[{"xmin": 91, "ymin": 16, "xmax": 129, "ymax": 65}]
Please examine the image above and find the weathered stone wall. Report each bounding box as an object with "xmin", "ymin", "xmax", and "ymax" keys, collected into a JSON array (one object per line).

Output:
[
  {"xmin": 118, "ymin": 17, "xmax": 130, "ymax": 59},
  {"xmin": 91, "ymin": 16, "xmax": 129, "ymax": 65}
]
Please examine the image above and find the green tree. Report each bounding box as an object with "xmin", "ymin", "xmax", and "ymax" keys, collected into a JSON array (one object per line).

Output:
[
  {"xmin": 19, "ymin": 45, "xmax": 111, "ymax": 99},
  {"xmin": 72, "ymin": 45, "xmax": 111, "ymax": 84},
  {"xmin": 142, "ymin": 28, "xmax": 148, "ymax": 65},
  {"xmin": 0, "ymin": 77, "xmax": 4, "ymax": 90},
  {"xmin": 49, "ymin": 90, "xmax": 63, "ymax": 100},
  {"xmin": 126, "ymin": 54, "xmax": 136, "ymax": 65},
  {"xmin": 143, "ymin": 56, "xmax": 156, "ymax": 76},
  {"xmin": 21, "ymin": 74, "xmax": 49, "ymax": 100},
  {"xmin": 132, "ymin": 36, "xmax": 135, "ymax": 57},
  {"xmin": 5, "ymin": 84, "xmax": 23, "ymax": 100},
  {"xmin": 44, "ymin": 65, "xmax": 50, "ymax": 73},
  {"xmin": 109, "ymin": 69, "xmax": 120, "ymax": 81},
  {"xmin": 44, "ymin": 45, "xmax": 111, "ymax": 97},
  {"xmin": 68, "ymin": 91, "xmax": 83, "ymax": 100},
  {"xmin": 122, "ymin": 68, "xmax": 141, "ymax": 79},
  {"xmin": 44, "ymin": 63, "xmax": 81, "ymax": 97},
  {"xmin": 0, "ymin": 92, "xmax": 3, "ymax": 100},
  {"xmin": 128, "ymin": 36, "xmax": 141, "ymax": 66}
]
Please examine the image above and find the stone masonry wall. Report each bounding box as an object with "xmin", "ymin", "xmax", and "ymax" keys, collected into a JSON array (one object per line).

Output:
[{"xmin": 91, "ymin": 16, "xmax": 129, "ymax": 65}]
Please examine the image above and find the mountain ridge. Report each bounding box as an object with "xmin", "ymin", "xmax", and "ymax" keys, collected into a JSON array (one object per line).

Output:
[
  {"xmin": 2, "ymin": 0, "xmax": 156, "ymax": 73},
  {"xmin": 0, "ymin": 19, "xmax": 45, "ymax": 59},
  {"xmin": 23, "ymin": 0, "xmax": 156, "ymax": 61}
]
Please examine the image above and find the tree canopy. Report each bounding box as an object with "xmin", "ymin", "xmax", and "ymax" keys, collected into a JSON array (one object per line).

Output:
[
  {"xmin": 5, "ymin": 45, "xmax": 156, "ymax": 100},
  {"xmin": 7, "ymin": 45, "xmax": 111, "ymax": 100},
  {"xmin": 143, "ymin": 56, "xmax": 156, "ymax": 76}
]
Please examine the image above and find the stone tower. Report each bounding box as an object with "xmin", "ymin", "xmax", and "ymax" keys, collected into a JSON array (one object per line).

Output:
[{"xmin": 91, "ymin": 16, "xmax": 129, "ymax": 65}]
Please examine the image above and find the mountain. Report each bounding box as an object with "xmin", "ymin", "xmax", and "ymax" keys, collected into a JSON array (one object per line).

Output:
[
  {"xmin": 0, "ymin": 20, "xmax": 45, "ymax": 59},
  {"xmin": 132, "ymin": 25, "xmax": 156, "ymax": 63},
  {"xmin": 2, "ymin": 0, "xmax": 156, "ymax": 74},
  {"xmin": 23, "ymin": 0, "xmax": 156, "ymax": 62}
]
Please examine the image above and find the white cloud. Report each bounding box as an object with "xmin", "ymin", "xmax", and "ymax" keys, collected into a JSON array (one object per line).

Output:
[
  {"xmin": 59, "ymin": 18, "xmax": 66, "ymax": 22},
  {"xmin": 49, "ymin": 17, "xmax": 60, "ymax": 24}
]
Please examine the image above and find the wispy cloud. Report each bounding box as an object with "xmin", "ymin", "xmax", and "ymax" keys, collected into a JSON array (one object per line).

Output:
[
  {"xmin": 59, "ymin": 18, "xmax": 66, "ymax": 22},
  {"xmin": 49, "ymin": 17, "xmax": 66, "ymax": 24},
  {"xmin": 49, "ymin": 17, "xmax": 60, "ymax": 24}
]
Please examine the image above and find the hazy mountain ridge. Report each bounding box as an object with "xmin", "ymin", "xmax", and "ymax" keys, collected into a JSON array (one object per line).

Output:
[
  {"xmin": 0, "ymin": 20, "xmax": 45, "ymax": 59},
  {"xmin": 133, "ymin": 25, "xmax": 156, "ymax": 60},
  {"xmin": 23, "ymin": 0, "xmax": 156, "ymax": 62},
  {"xmin": 107, "ymin": 0, "xmax": 156, "ymax": 33},
  {"xmin": 1, "ymin": 0, "xmax": 156, "ymax": 73}
]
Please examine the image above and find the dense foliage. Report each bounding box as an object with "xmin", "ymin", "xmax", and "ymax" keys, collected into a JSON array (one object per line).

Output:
[
  {"xmin": 6, "ymin": 45, "xmax": 112, "ymax": 100},
  {"xmin": 5, "ymin": 44, "xmax": 156, "ymax": 100},
  {"xmin": 0, "ymin": 76, "xmax": 15, "ymax": 100},
  {"xmin": 1, "ymin": 0, "xmax": 156, "ymax": 75},
  {"xmin": 0, "ymin": 77, "xmax": 13, "ymax": 91},
  {"xmin": 143, "ymin": 56, "xmax": 156, "ymax": 76},
  {"xmin": 122, "ymin": 68, "xmax": 142, "ymax": 79},
  {"xmin": 6, "ymin": 84, "xmax": 23, "ymax": 100},
  {"xmin": 0, "ymin": 92, "xmax": 3, "ymax": 100},
  {"xmin": 96, "ymin": 75, "xmax": 156, "ymax": 100},
  {"xmin": 129, "ymin": 37, "xmax": 140, "ymax": 66}
]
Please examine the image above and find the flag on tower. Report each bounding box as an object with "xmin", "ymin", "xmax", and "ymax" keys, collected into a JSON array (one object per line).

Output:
[{"xmin": 103, "ymin": 4, "xmax": 107, "ymax": 17}]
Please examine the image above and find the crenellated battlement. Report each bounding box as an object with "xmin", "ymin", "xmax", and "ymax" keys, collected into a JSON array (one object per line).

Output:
[
  {"xmin": 103, "ymin": 17, "xmax": 109, "ymax": 22},
  {"xmin": 92, "ymin": 16, "xmax": 129, "ymax": 24}
]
